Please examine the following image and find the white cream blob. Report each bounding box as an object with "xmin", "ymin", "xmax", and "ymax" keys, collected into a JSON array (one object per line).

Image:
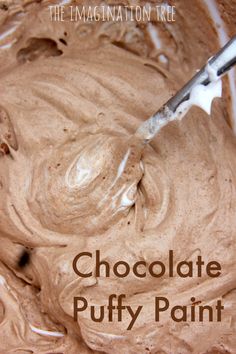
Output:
[
  {"xmin": 65, "ymin": 154, "xmax": 96, "ymax": 188},
  {"xmin": 147, "ymin": 23, "xmax": 162, "ymax": 50},
  {"xmin": 75, "ymin": 158, "xmax": 93, "ymax": 186},
  {"xmin": 116, "ymin": 149, "xmax": 130, "ymax": 180},
  {"xmin": 206, "ymin": 61, "xmax": 219, "ymax": 81},
  {"xmin": 0, "ymin": 275, "xmax": 8, "ymax": 289},
  {"xmin": 29, "ymin": 324, "xmax": 64, "ymax": 338},
  {"xmin": 99, "ymin": 148, "xmax": 131, "ymax": 206},
  {"xmin": 175, "ymin": 79, "xmax": 222, "ymax": 119},
  {"xmin": 118, "ymin": 183, "xmax": 137, "ymax": 211}
]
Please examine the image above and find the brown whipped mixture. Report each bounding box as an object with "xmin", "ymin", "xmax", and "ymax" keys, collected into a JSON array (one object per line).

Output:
[{"xmin": 0, "ymin": 1, "xmax": 235, "ymax": 353}]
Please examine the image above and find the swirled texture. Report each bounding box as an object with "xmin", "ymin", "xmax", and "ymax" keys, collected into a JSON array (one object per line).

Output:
[{"xmin": 0, "ymin": 1, "xmax": 235, "ymax": 353}]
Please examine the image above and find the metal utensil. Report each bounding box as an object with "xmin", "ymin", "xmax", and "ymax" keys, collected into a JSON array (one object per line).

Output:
[{"xmin": 135, "ymin": 35, "xmax": 236, "ymax": 142}]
